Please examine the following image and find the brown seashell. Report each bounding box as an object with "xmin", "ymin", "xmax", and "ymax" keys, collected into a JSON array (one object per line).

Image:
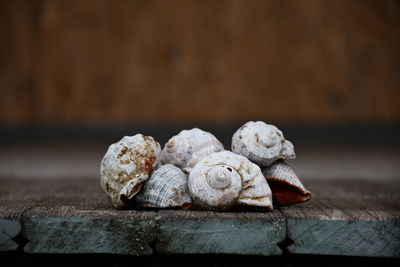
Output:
[{"xmin": 263, "ymin": 161, "xmax": 312, "ymax": 205}]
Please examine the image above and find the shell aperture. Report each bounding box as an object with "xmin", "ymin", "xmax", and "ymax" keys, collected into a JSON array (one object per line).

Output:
[{"xmin": 263, "ymin": 161, "xmax": 312, "ymax": 205}]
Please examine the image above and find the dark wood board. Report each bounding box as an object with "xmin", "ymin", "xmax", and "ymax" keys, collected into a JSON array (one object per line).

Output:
[
  {"xmin": 0, "ymin": 177, "xmax": 399, "ymax": 256},
  {"xmin": 281, "ymin": 179, "xmax": 400, "ymax": 257}
]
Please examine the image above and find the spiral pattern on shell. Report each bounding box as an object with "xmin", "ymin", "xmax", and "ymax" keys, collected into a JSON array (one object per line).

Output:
[
  {"xmin": 231, "ymin": 121, "xmax": 295, "ymax": 167},
  {"xmin": 161, "ymin": 128, "xmax": 224, "ymax": 173},
  {"xmin": 188, "ymin": 151, "xmax": 273, "ymax": 211}
]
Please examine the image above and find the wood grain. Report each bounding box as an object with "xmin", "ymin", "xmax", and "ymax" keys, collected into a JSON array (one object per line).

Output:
[
  {"xmin": 0, "ymin": 177, "xmax": 399, "ymax": 256},
  {"xmin": 281, "ymin": 179, "xmax": 400, "ymax": 257},
  {"xmin": 156, "ymin": 210, "xmax": 285, "ymax": 255},
  {"xmin": 0, "ymin": 177, "xmax": 286, "ymax": 255},
  {"xmin": 0, "ymin": 0, "xmax": 399, "ymax": 124}
]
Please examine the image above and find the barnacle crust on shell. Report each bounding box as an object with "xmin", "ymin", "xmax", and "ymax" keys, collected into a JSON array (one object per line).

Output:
[
  {"xmin": 100, "ymin": 134, "xmax": 161, "ymax": 208},
  {"xmin": 231, "ymin": 121, "xmax": 296, "ymax": 167},
  {"xmin": 188, "ymin": 151, "xmax": 273, "ymax": 211}
]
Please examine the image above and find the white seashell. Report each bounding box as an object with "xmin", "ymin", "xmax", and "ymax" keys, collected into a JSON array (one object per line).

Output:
[
  {"xmin": 188, "ymin": 151, "xmax": 273, "ymax": 211},
  {"xmin": 100, "ymin": 134, "xmax": 161, "ymax": 209},
  {"xmin": 161, "ymin": 128, "xmax": 224, "ymax": 173},
  {"xmin": 231, "ymin": 121, "xmax": 295, "ymax": 167},
  {"xmin": 263, "ymin": 161, "xmax": 312, "ymax": 205},
  {"xmin": 135, "ymin": 164, "xmax": 192, "ymax": 209}
]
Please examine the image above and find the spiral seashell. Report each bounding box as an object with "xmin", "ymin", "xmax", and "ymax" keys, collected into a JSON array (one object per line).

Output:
[
  {"xmin": 263, "ymin": 161, "xmax": 312, "ymax": 205},
  {"xmin": 231, "ymin": 121, "xmax": 295, "ymax": 167},
  {"xmin": 161, "ymin": 128, "xmax": 224, "ymax": 173},
  {"xmin": 100, "ymin": 134, "xmax": 161, "ymax": 209},
  {"xmin": 135, "ymin": 164, "xmax": 192, "ymax": 209},
  {"xmin": 188, "ymin": 151, "xmax": 273, "ymax": 211}
]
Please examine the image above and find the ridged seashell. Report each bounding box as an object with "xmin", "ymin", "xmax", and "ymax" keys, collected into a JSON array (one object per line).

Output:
[
  {"xmin": 263, "ymin": 161, "xmax": 312, "ymax": 205},
  {"xmin": 231, "ymin": 121, "xmax": 295, "ymax": 167},
  {"xmin": 100, "ymin": 134, "xmax": 161, "ymax": 209},
  {"xmin": 161, "ymin": 128, "xmax": 224, "ymax": 173},
  {"xmin": 135, "ymin": 164, "xmax": 192, "ymax": 209},
  {"xmin": 188, "ymin": 151, "xmax": 273, "ymax": 211}
]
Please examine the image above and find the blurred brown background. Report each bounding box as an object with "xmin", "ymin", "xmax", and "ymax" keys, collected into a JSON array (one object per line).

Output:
[{"xmin": 1, "ymin": 0, "xmax": 399, "ymax": 127}]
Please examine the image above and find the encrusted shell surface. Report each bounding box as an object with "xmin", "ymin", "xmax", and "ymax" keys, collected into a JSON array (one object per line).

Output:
[
  {"xmin": 263, "ymin": 161, "xmax": 312, "ymax": 205},
  {"xmin": 100, "ymin": 134, "xmax": 161, "ymax": 209},
  {"xmin": 231, "ymin": 121, "xmax": 295, "ymax": 167},
  {"xmin": 160, "ymin": 128, "xmax": 224, "ymax": 173},
  {"xmin": 188, "ymin": 151, "xmax": 273, "ymax": 211},
  {"xmin": 135, "ymin": 164, "xmax": 192, "ymax": 209}
]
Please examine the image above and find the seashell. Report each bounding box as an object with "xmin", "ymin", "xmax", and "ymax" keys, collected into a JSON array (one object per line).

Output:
[
  {"xmin": 188, "ymin": 151, "xmax": 273, "ymax": 211},
  {"xmin": 231, "ymin": 121, "xmax": 295, "ymax": 167},
  {"xmin": 161, "ymin": 128, "xmax": 224, "ymax": 173},
  {"xmin": 135, "ymin": 164, "xmax": 192, "ymax": 209},
  {"xmin": 263, "ymin": 161, "xmax": 312, "ymax": 205},
  {"xmin": 100, "ymin": 134, "xmax": 161, "ymax": 209}
]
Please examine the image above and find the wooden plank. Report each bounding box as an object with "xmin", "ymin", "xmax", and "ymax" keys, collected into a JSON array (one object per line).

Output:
[
  {"xmin": 0, "ymin": 218, "xmax": 21, "ymax": 251},
  {"xmin": 1, "ymin": 177, "xmax": 399, "ymax": 256},
  {"xmin": 156, "ymin": 210, "xmax": 285, "ymax": 255},
  {"xmin": 281, "ymin": 179, "xmax": 400, "ymax": 257},
  {"xmin": 0, "ymin": 178, "xmax": 157, "ymax": 255},
  {"xmin": 0, "ymin": 177, "xmax": 286, "ymax": 255},
  {"xmin": 0, "ymin": 178, "xmax": 44, "ymax": 252},
  {"xmin": 22, "ymin": 213, "xmax": 157, "ymax": 255}
]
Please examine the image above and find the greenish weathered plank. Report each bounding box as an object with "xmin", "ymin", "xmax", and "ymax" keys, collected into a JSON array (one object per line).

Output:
[
  {"xmin": 281, "ymin": 180, "xmax": 400, "ymax": 257},
  {"xmin": 286, "ymin": 219, "xmax": 400, "ymax": 257},
  {"xmin": 1, "ymin": 177, "xmax": 400, "ymax": 256},
  {"xmin": 0, "ymin": 200, "xmax": 34, "ymax": 252},
  {"xmin": 23, "ymin": 214, "xmax": 157, "ymax": 255},
  {"xmin": 0, "ymin": 218, "xmax": 21, "ymax": 251},
  {"xmin": 156, "ymin": 210, "xmax": 285, "ymax": 255},
  {"xmin": 0, "ymin": 177, "xmax": 159, "ymax": 255}
]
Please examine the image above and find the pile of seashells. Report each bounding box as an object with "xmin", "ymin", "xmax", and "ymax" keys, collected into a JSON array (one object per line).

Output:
[{"xmin": 100, "ymin": 121, "xmax": 312, "ymax": 211}]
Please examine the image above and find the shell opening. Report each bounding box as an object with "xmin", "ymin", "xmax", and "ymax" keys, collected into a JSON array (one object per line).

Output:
[
  {"xmin": 120, "ymin": 182, "xmax": 143, "ymax": 203},
  {"xmin": 268, "ymin": 179, "xmax": 312, "ymax": 205}
]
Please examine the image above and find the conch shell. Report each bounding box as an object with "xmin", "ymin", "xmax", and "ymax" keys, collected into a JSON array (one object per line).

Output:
[
  {"xmin": 231, "ymin": 121, "xmax": 295, "ymax": 167},
  {"xmin": 135, "ymin": 164, "xmax": 192, "ymax": 209},
  {"xmin": 160, "ymin": 128, "xmax": 224, "ymax": 173},
  {"xmin": 263, "ymin": 161, "xmax": 312, "ymax": 205},
  {"xmin": 100, "ymin": 134, "xmax": 161, "ymax": 208},
  {"xmin": 188, "ymin": 151, "xmax": 273, "ymax": 211}
]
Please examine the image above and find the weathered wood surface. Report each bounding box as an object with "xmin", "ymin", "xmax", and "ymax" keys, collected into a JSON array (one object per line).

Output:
[
  {"xmin": 0, "ymin": 178, "xmax": 285, "ymax": 255},
  {"xmin": 0, "ymin": 218, "xmax": 20, "ymax": 251},
  {"xmin": 156, "ymin": 210, "xmax": 285, "ymax": 255},
  {"xmin": 282, "ymin": 180, "xmax": 400, "ymax": 257},
  {"xmin": 0, "ymin": 177, "xmax": 399, "ymax": 257}
]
